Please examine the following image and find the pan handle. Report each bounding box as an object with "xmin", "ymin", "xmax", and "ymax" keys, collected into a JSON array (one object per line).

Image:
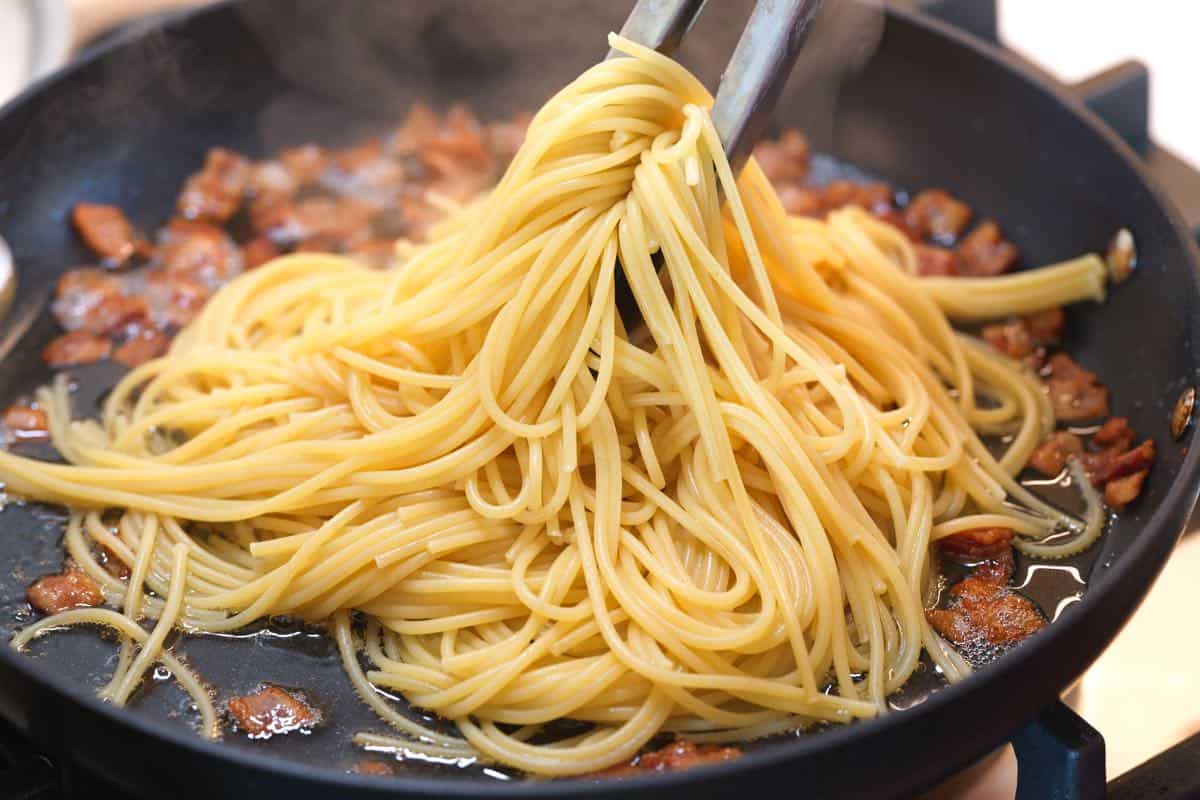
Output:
[{"xmin": 1010, "ymin": 700, "xmax": 1106, "ymax": 800}]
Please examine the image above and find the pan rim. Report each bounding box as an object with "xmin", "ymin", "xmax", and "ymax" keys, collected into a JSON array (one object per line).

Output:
[{"xmin": 0, "ymin": 0, "xmax": 1198, "ymax": 795}]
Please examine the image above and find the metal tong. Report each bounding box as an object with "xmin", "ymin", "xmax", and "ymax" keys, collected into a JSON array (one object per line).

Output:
[{"xmin": 608, "ymin": 0, "xmax": 825, "ymax": 172}]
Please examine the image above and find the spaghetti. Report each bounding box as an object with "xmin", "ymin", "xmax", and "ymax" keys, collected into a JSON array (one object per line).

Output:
[{"xmin": 3, "ymin": 36, "xmax": 1109, "ymax": 775}]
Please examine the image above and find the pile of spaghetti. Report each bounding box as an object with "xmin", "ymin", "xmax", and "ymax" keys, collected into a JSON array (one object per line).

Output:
[{"xmin": 2, "ymin": 37, "xmax": 1108, "ymax": 775}]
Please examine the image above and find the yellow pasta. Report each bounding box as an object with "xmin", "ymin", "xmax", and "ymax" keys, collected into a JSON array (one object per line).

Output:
[{"xmin": 2, "ymin": 36, "xmax": 1108, "ymax": 775}]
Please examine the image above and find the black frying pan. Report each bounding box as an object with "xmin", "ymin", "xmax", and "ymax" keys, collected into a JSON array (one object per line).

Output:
[{"xmin": 0, "ymin": 1, "xmax": 1198, "ymax": 798}]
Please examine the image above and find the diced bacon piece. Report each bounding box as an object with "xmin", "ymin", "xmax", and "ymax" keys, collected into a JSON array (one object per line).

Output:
[
  {"xmin": 2, "ymin": 404, "xmax": 49, "ymax": 441},
  {"xmin": 972, "ymin": 547, "xmax": 1015, "ymax": 585},
  {"xmin": 982, "ymin": 318, "xmax": 1033, "ymax": 359},
  {"xmin": 112, "ymin": 326, "xmax": 170, "ymax": 367},
  {"xmin": 1093, "ymin": 417, "xmax": 1134, "ymax": 449},
  {"xmin": 590, "ymin": 740, "xmax": 742, "ymax": 778},
  {"xmin": 70, "ymin": 204, "xmax": 148, "ymax": 265},
  {"xmin": 903, "ymin": 189, "xmax": 972, "ymax": 243},
  {"xmin": 1042, "ymin": 353, "xmax": 1109, "ymax": 421},
  {"xmin": 52, "ymin": 268, "xmax": 123, "ymax": 332},
  {"xmin": 42, "ymin": 331, "xmax": 112, "ymax": 367},
  {"xmin": 176, "ymin": 148, "xmax": 251, "ymax": 223},
  {"xmin": 100, "ymin": 545, "xmax": 131, "ymax": 579},
  {"xmin": 355, "ymin": 761, "xmax": 393, "ymax": 776},
  {"xmin": 278, "ymin": 145, "xmax": 326, "ymax": 185},
  {"xmin": 1025, "ymin": 307, "xmax": 1064, "ymax": 346},
  {"xmin": 1104, "ymin": 469, "xmax": 1149, "ymax": 509},
  {"xmin": 247, "ymin": 161, "xmax": 297, "ymax": 199},
  {"xmin": 158, "ymin": 219, "xmax": 243, "ymax": 288},
  {"xmin": 915, "ymin": 244, "xmax": 960, "ymax": 276},
  {"xmin": 389, "ymin": 103, "xmax": 441, "ymax": 154},
  {"xmin": 938, "ymin": 527, "xmax": 1015, "ymax": 562},
  {"xmin": 1090, "ymin": 440, "xmax": 1156, "ymax": 487},
  {"xmin": 777, "ymin": 184, "xmax": 821, "ymax": 217},
  {"xmin": 753, "ymin": 129, "xmax": 811, "ymax": 183},
  {"xmin": 928, "ymin": 570, "xmax": 1045, "ymax": 649},
  {"xmin": 242, "ymin": 237, "xmax": 279, "ymax": 270},
  {"xmin": 28, "ymin": 567, "xmax": 103, "ymax": 614},
  {"xmin": 1028, "ymin": 431, "xmax": 1084, "ymax": 477},
  {"xmin": 957, "ymin": 220, "xmax": 1019, "ymax": 276},
  {"xmin": 228, "ymin": 685, "xmax": 318, "ymax": 738},
  {"xmin": 143, "ymin": 268, "xmax": 211, "ymax": 329},
  {"xmin": 818, "ymin": 181, "xmax": 894, "ymax": 215}
]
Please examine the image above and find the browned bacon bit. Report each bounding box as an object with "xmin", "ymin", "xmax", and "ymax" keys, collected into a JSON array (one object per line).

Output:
[
  {"xmin": 1026, "ymin": 307, "xmax": 1064, "ymax": 346},
  {"xmin": 903, "ymin": 189, "xmax": 972, "ymax": 243},
  {"xmin": 177, "ymin": 148, "xmax": 251, "ymax": 223},
  {"xmin": 422, "ymin": 104, "xmax": 494, "ymax": 177},
  {"xmin": 957, "ymin": 219, "xmax": 1019, "ymax": 276},
  {"xmin": 144, "ymin": 268, "xmax": 211, "ymax": 329},
  {"xmin": 777, "ymin": 184, "xmax": 821, "ymax": 217},
  {"xmin": 590, "ymin": 740, "xmax": 743, "ymax": 778},
  {"xmin": 972, "ymin": 547, "xmax": 1015, "ymax": 585},
  {"xmin": 818, "ymin": 180, "xmax": 894, "ymax": 215},
  {"xmin": 278, "ymin": 144, "xmax": 327, "ymax": 185},
  {"xmin": 27, "ymin": 567, "xmax": 103, "ymax": 614},
  {"xmin": 1042, "ymin": 353, "xmax": 1110, "ymax": 421},
  {"xmin": 1028, "ymin": 431, "xmax": 1084, "ymax": 477},
  {"xmin": 1105, "ymin": 469, "xmax": 1149, "ymax": 510},
  {"xmin": 228, "ymin": 685, "xmax": 318, "ymax": 739},
  {"xmin": 389, "ymin": 102, "xmax": 441, "ymax": 155},
  {"xmin": 1089, "ymin": 440, "xmax": 1156, "ymax": 487},
  {"xmin": 914, "ymin": 244, "xmax": 959, "ymax": 276},
  {"xmin": 1093, "ymin": 416, "xmax": 1134, "ymax": 450},
  {"xmin": 753, "ymin": 129, "xmax": 811, "ymax": 183},
  {"xmin": 52, "ymin": 268, "xmax": 121, "ymax": 332},
  {"xmin": 42, "ymin": 331, "xmax": 112, "ymax": 367},
  {"xmin": 99, "ymin": 545, "xmax": 131, "ymax": 579},
  {"xmin": 242, "ymin": 237, "xmax": 279, "ymax": 270},
  {"xmin": 354, "ymin": 761, "xmax": 393, "ymax": 776},
  {"xmin": 938, "ymin": 527, "xmax": 1015, "ymax": 562},
  {"xmin": 982, "ymin": 318, "xmax": 1033, "ymax": 359},
  {"xmin": 927, "ymin": 560, "xmax": 1045, "ymax": 650},
  {"xmin": 2, "ymin": 404, "xmax": 49, "ymax": 441},
  {"xmin": 70, "ymin": 204, "xmax": 149, "ymax": 265},
  {"xmin": 295, "ymin": 197, "xmax": 378, "ymax": 245},
  {"xmin": 158, "ymin": 219, "xmax": 243, "ymax": 288},
  {"xmin": 112, "ymin": 326, "xmax": 170, "ymax": 367}
]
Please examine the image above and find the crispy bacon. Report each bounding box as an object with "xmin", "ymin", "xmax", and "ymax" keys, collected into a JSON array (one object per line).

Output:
[
  {"xmin": 982, "ymin": 318, "xmax": 1033, "ymax": 359},
  {"xmin": 177, "ymin": 148, "xmax": 251, "ymax": 223},
  {"xmin": 2, "ymin": 404, "xmax": 49, "ymax": 441},
  {"xmin": 354, "ymin": 761, "xmax": 393, "ymax": 776},
  {"xmin": 927, "ymin": 555, "xmax": 1045, "ymax": 650},
  {"xmin": 753, "ymin": 129, "xmax": 810, "ymax": 183},
  {"xmin": 42, "ymin": 331, "xmax": 112, "ymax": 367},
  {"xmin": 957, "ymin": 220, "xmax": 1018, "ymax": 276},
  {"xmin": 590, "ymin": 740, "xmax": 742, "ymax": 778},
  {"xmin": 112, "ymin": 326, "xmax": 170, "ymax": 367},
  {"xmin": 938, "ymin": 527, "xmax": 1015, "ymax": 562},
  {"xmin": 241, "ymin": 237, "xmax": 279, "ymax": 270},
  {"xmin": 1042, "ymin": 353, "xmax": 1109, "ymax": 421},
  {"xmin": 914, "ymin": 244, "xmax": 959, "ymax": 276},
  {"xmin": 70, "ymin": 204, "xmax": 148, "ymax": 265},
  {"xmin": 904, "ymin": 189, "xmax": 972, "ymax": 243},
  {"xmin": 1105, "ymin": 470, "xmax": 1149, "ymax": 510},
  {"xmin": 28, "ymin": 567, "xmax": 103, "ymax": 614},
  {"xmin": 158, "ymin": 219, "xmax": 243, "ymax": 288},
  {"xmin": 228, "ymin": 685, "xmax": 317, "ymax": 738},
  {"xmin": 1028, "ymin": 431, "xmax": 1084, "ymax": 477}
]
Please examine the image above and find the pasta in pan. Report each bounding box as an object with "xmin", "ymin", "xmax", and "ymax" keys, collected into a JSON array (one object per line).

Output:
[{"xmin": 5, "ymin": 36, "xmax": 1109, "ymax": 775}]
